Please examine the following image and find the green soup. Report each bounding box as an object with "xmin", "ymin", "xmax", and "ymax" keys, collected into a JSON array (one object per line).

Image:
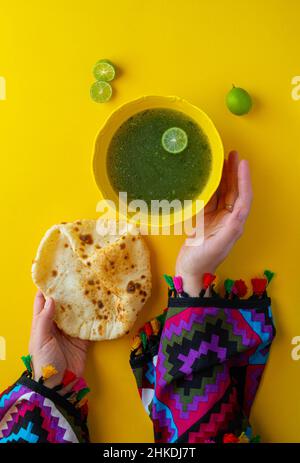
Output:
[{"xmin": 106, "ymin": 108, "xmax": 212, "ymax": 205}]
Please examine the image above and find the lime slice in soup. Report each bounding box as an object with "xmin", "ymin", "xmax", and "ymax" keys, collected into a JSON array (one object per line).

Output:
[
  {"xmin": 162, "ymin": 127, "xmax": 188, "ymax": 154},
  {"xmin": 90, "ymin": 81, "xmax": 112, "ymax": 103},
  {"xmin": 93, "ymin": 59, "xmax": 116, "ymax": 82}
]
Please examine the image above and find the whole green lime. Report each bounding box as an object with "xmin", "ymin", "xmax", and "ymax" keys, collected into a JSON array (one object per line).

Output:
[{"xmin": 226, "ymin": 86, "xmax": 252, "ymax": 115}]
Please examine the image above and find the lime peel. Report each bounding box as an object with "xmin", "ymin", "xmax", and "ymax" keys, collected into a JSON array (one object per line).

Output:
[{"xmin": 226, "ymin": 86, "xmax": 252, "ymax": 116}]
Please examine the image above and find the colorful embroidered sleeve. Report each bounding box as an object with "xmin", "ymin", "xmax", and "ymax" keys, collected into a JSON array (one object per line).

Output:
[
  {"xmin": 0, "ymin": 361, "xmax": 90, "ymax": 443},
  {"xmin": 130, "ymin": 272, "xmax": 276, "ymax": 444}
]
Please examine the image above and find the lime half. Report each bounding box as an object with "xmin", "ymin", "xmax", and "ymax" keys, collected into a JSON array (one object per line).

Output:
[
  {"xmin": 90, "ymin": 81, "xmax": 112, "ymax": 103},
  {"xmin": 93, "ymin": 59, "xmax": 116, "ymax": 82},
  {"xmin": 162, "ymin": 127, "xmax": 188, "ymax": 154}
]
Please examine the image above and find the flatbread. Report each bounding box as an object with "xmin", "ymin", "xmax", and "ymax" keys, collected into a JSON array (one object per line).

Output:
[{"xmin": 32, "ymin": 219, "xmax": 151, "ymax": 340}]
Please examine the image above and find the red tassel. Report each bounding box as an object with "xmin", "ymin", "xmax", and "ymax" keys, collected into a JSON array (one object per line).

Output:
[
  {"xmin": 251, "ymin": 278, "xmax": 267, "ymax": 296},
  {"xmin": 203, "ymin": 273, "xmax": 216, "ymax": 289},
  {"xmin": 232, "ymin": 279, "xmax": 248, "ymax": 297},
  {"xmin": 81, "ymin": 402, "xmax": 89, "ymax": 417},
  {"xmin": 223, "ymin": 433, "xmax": 239, "ymax": 443},
  {"xmin": 144, "ymin": 322, "xmax": 153, "ymax": 338},
  {"xmin": 62, "ymin": 370, "xmax": 77, "ymax": 387}
]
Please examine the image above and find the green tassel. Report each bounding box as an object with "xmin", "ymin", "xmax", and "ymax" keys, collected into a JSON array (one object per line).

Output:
[
  {"xmin": 264, "ymin": 269, "xmax": 275, "ymax": 285},
  {"xmin": 163, "ymin": 274, "xmax": 174, "ymax": 290},
  {"xmin": 76, "ymin": 387, "xmax": 90, "ymax": 402},
  {"xmin": 140, "ymin": 331, "xmax": 147, "ymax": 350},
  {"xmin": 224, "ymin": 278, "xmax": 234, "ymax": 294},
  {"xmin": 21, "ymin": 355, "xmax": 32, "ymax": 373},
  {"xmin": 157, "ymin": 312, "xmax": 167, "ymax": 326},
  {"xmin": 250, "ymin": 435, "xmax": 261, "ymax": 443}
]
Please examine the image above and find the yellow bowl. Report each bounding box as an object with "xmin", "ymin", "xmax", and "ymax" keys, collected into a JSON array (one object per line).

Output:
[{"xmin": 92, "ymin": 95, "xmax": 223, "ymax": 227}]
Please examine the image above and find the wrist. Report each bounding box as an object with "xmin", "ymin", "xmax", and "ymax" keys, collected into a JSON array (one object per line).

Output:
[
  {"xmin": 175, "ymin": 268, "xmax": 217, "ymax": 297},
  {"xmin": 179, "ymin": 273, "xmax": 203, "ymax": 297}
]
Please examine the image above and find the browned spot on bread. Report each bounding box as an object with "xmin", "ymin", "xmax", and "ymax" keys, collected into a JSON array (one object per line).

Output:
[
  {"xmin": 61, "ymin": 305, "xmax": 65, "ymax": 312},
  {"xmin": 87, "ymin": 261, "xmax": 91, "ymax": 267},
  {"xmin": 76, "ymin": 221, "xmax": 82, "ymax": 225},
  {"xmin": 132, "ymin": 237, "xmax": 136, "ymax": 241},
  {"xmin": 92, "ymin": 299, "xmax": 97, "ymax": 305},
  {"xmin": 141, "ymin": 275, "xmax": 146, "ymax": 279},
  {"xmin": 121, "ymin": 236, "xmax": 125, "ymax": 240},
  {"xmin": 141, "ymin": 298, "xmax": 145, "ymax": 303},
  {"xmin": 107, "ymin": 290, "xmax": 111, "ymax": 295},
  {"xmin": 84, "ymin": 290, "xmax": 89, "ymax": 295},
  {"xmin": 95, "ymin": 244, "xmax": 101, "ymax": 249},
  {"xmin": 98, "ymin": 325, "xmax": 103, "ymax": 335},
  {"xmin": 82, "ymin": 254, "xmax": 88, "ymax": 259},
  {"xmin": 135, "ymin": 282, "xmax": 141, "ymax": 289},
  {"xmin": 127, "ymin": 281, "xmax": 135, "ymax": 293},
  {"xmin": 88, "ymin": 280, "xmax": 95, "ymax": 285},
  {"xmin": 64, "ymin": 243, "xmax": 69, "ymax": 248},
  {"xmin": 96, "ymin": 280, "xmax": 100, "ymax": 284},
  {"xmin": 97, "ymin": 300, "xmax": 104, "ymax": 308},
  {"xmin": 120, "ymin": 243, "xmax": 126, "ymax": 249},
  {"xmin": 124, "ymin": 254, "xmax": 128, "ymax": 260},
  {"xmin": 74, "ymin": 227, "xmax": 79, "ymax": 232},
  {"xmin": 52, "ymin": 270, "xmax": 58, "ymax": 277},
  {"xmin": 61, "ymin": 222, "xmax": 67, "ymax": 224},
  {"xmin": 79, "ymin": 234, "xmax": 93, "ymax": 245},
  {"xmin": 131, "ymin": 264, "xmax": 135, "ymax": 268}
]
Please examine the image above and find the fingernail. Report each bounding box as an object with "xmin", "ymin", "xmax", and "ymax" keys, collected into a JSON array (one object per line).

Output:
[{"xmin": 44, "ymin": 298, "xmax": 52, "ymax": 310}]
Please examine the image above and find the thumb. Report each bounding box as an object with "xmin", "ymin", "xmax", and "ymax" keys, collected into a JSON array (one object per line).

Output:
[{"xmin": 37, "ymin": 297, "xmax": 56, "ymax": 340}]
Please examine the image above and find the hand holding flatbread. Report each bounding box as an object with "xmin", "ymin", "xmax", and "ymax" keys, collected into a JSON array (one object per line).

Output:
[{"xmin": 32, "ymin": 219, "xmax": 151, "ymax": 340}]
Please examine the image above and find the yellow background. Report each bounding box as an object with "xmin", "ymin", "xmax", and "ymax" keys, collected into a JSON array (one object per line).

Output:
[{"xmin": 0, "ymin": 0, "xmax": 299, "ymax": 443}]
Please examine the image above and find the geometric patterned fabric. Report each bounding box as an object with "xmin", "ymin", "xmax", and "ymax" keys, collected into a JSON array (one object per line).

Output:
[
  {"xmin": 0, "ymin": 375, "xmax": 89, "ymax": 443},
  {"xmin": 130, "ymin": 297, "xmax": 275, "ymax": 443}
]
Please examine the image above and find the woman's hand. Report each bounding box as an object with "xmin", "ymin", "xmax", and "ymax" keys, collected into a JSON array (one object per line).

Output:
[
  {"xmin": 29, "ymin": 291, "xmax": 89, "ymax": 388},
  {"xmin": 176, "ymin": 151, "xmax": 253, "ymax": 296}
]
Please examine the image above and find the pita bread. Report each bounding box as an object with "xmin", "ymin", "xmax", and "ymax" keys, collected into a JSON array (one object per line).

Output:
[{"xmin": 32, "ymin": 219, "xmax": 151, "ymax": 340}]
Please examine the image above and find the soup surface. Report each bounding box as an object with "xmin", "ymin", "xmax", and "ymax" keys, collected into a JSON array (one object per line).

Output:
[{"xmin": 106, "ymin": 108, "xmax": 212, "ymax": 205}]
